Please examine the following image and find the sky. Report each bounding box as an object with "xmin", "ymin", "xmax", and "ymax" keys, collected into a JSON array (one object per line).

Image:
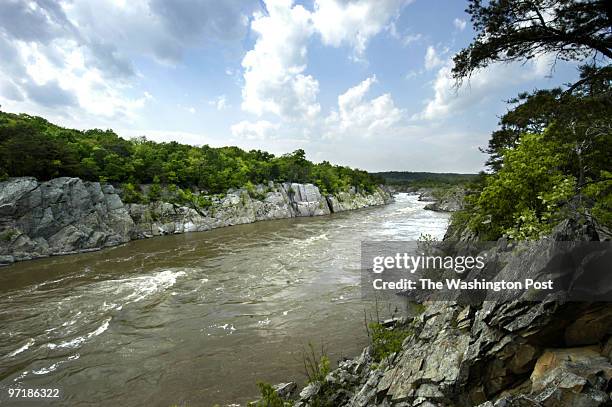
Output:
[{"xmin": 0, "ymin": 0, "xmax": 580, "ymax": 172}]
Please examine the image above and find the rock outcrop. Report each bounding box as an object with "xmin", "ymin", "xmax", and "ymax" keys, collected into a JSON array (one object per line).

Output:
[
  {"xmin": 327, "ymin": 186, "xmax": 393, "ymax": 213},
  {"xmin": 286, "ymin": 216, "xmax": 612, "ymax": 407},
  {"xmin": 422, "ymin": 187, "xmax": 466, "ymax": 212},
  {"xmin": 0, "ymin": 177, "xmax": 133, "ymax": 264},
  {"xmin": 0, "ymin": 177, "xmax": 393, "ymax": 265}
]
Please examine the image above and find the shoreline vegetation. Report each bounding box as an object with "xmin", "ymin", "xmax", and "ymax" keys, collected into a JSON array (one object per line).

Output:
[
  {"xmin": 0, "ymin": 111, "xmax": 384, "ymax": 199},
  {"xmin": 0, "ymin": 111, "xmax": 396, "ymax": 266}
]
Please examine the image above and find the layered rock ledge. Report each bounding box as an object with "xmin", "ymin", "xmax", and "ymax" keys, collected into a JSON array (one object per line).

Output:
[
  {"xmin": 282, "ymin": 217, "xmax": 612, "ymax": 407},
  {"xmin": 0, "ymin": 177, "xmax": 393, "ymax": 265}
]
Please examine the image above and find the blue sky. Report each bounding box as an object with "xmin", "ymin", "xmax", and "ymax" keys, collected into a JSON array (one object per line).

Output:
[{"xmin": 0, "ymin": 0, "xmax": 579, "ymax": 172}]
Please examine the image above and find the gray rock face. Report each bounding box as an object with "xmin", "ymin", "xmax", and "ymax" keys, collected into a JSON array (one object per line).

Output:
[
  {"xmin": 326, "ymin": 187, "xmax": 393, "ymax": 213},
  {"xmin": 290, "ymin": 218, "xmax": 612, "ymax": 407},
  {"xmin": 291, "ymin": 303, "xmax": 612, "ymax": 407},
  {"xmin": 0, "ymin": 177, "xmax": 393, "ymax": 263},
  {"xmin": 422, "ymin": 187, "xmax": 466, "ymax": 212},
  {"xmin": 0, "ymin": 177, "xmax": 133, "ymax": 262}
]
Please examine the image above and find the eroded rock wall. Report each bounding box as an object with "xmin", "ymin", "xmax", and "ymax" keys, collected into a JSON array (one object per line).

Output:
[{"xmin": 0, "ymin": 177, "xmax": 392, "ymax": 264}]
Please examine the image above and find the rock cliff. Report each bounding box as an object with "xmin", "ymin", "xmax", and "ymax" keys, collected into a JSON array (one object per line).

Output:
[
  {"xmin": 0, "ymin": 177, "xmax": 392, "ymax": 265},
  {"xmin": 286, "ymin": 216, "xmax": 612, "ymax": 407}
]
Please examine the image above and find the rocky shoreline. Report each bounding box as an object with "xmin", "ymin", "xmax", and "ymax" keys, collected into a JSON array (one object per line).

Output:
[
  {"xmin": 0, "ymin": 177, "xmax": 393, "ymax": 265},
  {"xmin": 267, "ymin": 215, "xmax": 612, "ymax": 407},
  {"xmin": 417, "ymin": 187, "xmax": 466, "ymax": 213}
]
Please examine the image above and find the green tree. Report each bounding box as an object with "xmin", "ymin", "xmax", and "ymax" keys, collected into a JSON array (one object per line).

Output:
[
  {"xmin": 453, "ymin": 0, "xmax": 612, "ymax": 83},
  {"xmin": 470, "ymin": 133, "xmax": 576, "ymax": 240}
]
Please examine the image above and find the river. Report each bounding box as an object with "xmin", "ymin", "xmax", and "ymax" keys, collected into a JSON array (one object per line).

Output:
[{"xmin": 0, "ymin": 193, "xmax": 449, "ymax": 406}]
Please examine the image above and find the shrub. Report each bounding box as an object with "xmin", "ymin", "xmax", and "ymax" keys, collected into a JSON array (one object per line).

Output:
[
  {"xmin": 121, "ymin": 182, "xmax": 144, "ymax": 204},
  {"xmin": 368, "ymin": 322, "xmax": 410, "ymax": 362},
  {"xmin": 302, "ymin": 342, "xmax": 330, "ymax": 384},
  {"xmin": 248, "ymin": 382, "xmax": 293, "ymax": 407},
  {"xmin": 467, "ymin": 133, "xmax": 576, "ymax": 240}
]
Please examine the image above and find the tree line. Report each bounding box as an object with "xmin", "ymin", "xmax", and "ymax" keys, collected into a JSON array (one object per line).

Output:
[{"xmin": 0, "ymin": 112, "xmax": 384, "ymax": 198}]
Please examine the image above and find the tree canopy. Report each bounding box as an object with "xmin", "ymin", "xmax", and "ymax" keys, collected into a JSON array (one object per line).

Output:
[
  {"xmin": 0, "ymin": 111, "xmax": 384, "ymax": 197},
  {"xmin": 450, "ymin": 0, "xmax": 612, "ymax": 240},
  {"xmin": 452, "ymin": 0, "xmax": 612, "ymax": 82}
]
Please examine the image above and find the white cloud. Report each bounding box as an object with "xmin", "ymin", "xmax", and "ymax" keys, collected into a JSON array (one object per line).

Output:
[
  {"xmin": 424, "ymin": 45, "xmax": 444, "ymax": 70},
  {"xmin": 416, "ymin": 54, "xmax": 556, "ymax": 120},
  {"xmin": 312, "ymin": 0, "xmax": 410, "ymax": 58},
  {"xmin": 405, "ymin": 69, "xmax": 421, "ymax": 79},
  {"xmin": 231, "ymin": 120, "xmax": 281, "ymax": 140},
  {"xmin": 453, "ymin": 18, "xmax": 467, "ymax": 31},
  {"xmin": 325, "ymin": 75, "xmax": 403, "ymax": 138},
  {"xmin": 240, "ymin": 0, "xmax": 319, "ymax": 121},
  {"xmin": 64, "ymin": 0, "xmax": 258, "ymax": 65},
  {"xmin": 0, "ymin": 0, "xmax": 257, "ymax": 123},
  {"xmin": 388, "ymin": 22, "xmax": 421, "ymax": 46},
  {"xmin": 7, "ymin": 0, "xmax": 256, "ymax": 72},
  {"xmin": 209, "ymin": 95, "xmax": 228, "ymax": 110},
  {"xmin": 240, "ymin": 0, "xmax": 409, "ymax": 121},
  {"xmin": 401, "ymin": 33, "xmax": 422, "ymax": 47},
  {"xmin": 0, "ymin": 36, "xmax": 151, "ymax": 121}
]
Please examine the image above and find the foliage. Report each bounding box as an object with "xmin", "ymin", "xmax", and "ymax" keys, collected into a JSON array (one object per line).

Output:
[
  {"xmin": 452, "ymin": 0, "xmax": 612, "ymax": 82},
  {"xmin": 481, "ymin": 66, "xmax": 612, "ymax": 173},
  {"xmin": 0, "ymin": 112, "xmax": 384, "ymax": 197},
  {"xmin": 451, "ymin": 2, "xmax": 612, "ymax": 240},
  {"xmin": 367, "ymin": 322, "xmax": 410, "ymax": 363},
  {"xmin": 459, "ymin": 70, "xmax": 612, "ymax": 239},
  {"xmin": 302, "ymin": 342, "xmax": 331, "ymax": 384},
  {"xmin": 375, "ymin": 171, "xmax": 479, "ymax": 189},
  {"xmin": 148, "ymin": 176, "xmax": 162, "ymax": 201},
  {"xmin": 121, "ymin": 182, "xmax": 144, "ymax": 204},
  {"xmin": 1, "ymin": 228, "xmax": 18, "ymax": 242},
  {"xmin": 468, "ymin": 133, "xmax": 577, "ymax": 240},
  {"xmin": 248, "ymin": 382, "xmax": 293, "ymax": 407},
  {"xmin": 583, "ymin": 170, "xmax": 612, "ymax": 228}
]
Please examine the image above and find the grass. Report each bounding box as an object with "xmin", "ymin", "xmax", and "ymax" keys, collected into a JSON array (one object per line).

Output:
[
  {"xmin": 367, "ymin": 322, "xmax": 411, "ymax": 362},
  {"xmin": 302, "ymin": 342, "xmax": 330, "ymax": 384}
]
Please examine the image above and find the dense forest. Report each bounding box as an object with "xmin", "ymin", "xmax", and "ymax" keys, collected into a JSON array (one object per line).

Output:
[
  {"xmin": 0, "ymin": 111, "xmax": 385, "ymax": 201},
  {"xmin": 375, "ymin": 171, "xmax": 479, "ymax": 188},
  {"xmin": 451, "ymin": 0, "xmax": 612, "ymax": 240}
]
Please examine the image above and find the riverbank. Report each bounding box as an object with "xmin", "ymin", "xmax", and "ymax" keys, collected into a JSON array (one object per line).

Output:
[
  {"xmin": 0, "ymin": 177, "xmax": 393, "ymax": 265},
  {"xmin": 274, "ymin": 214, "xmax": 612, "ymax": 407},
  {"xmin": 0, "ymin": 193, "xmax": 447, "ymax": 407},
  {"xmin": 387, "ymin": 185, "xmax": 467, "ymax": 213}
]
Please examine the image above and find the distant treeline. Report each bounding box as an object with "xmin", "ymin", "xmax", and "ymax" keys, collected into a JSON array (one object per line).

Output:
[
  {"xmin": 0, "ymin": 111, "xmax": 384, "ymax": 196},
  {"xmin": 374, "ymin": 171, "xmax": 479, "ymax": 188}
]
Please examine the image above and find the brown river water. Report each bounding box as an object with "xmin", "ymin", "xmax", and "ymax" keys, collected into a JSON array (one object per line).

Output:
[{"xmin": 0, "ymin": 193, "xmax": 448, "ymax": 406}]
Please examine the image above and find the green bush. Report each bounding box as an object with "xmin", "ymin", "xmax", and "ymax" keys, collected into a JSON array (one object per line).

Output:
[
  {"xmin": 1, "ymin": 228, "xmax": 18, "ymax": 242},
  {"xmin": 148, "ymin": 176, "xmax": 162, "ymax": 201},
  {"xmin": 302, "ymin": 342, "xmax": 330, "ymax": 384},
  {"xmin": 468, "ymin": 133, "xmax": 576, "ymax": 240},
  {"xmin": 368, "ymin": 322, "xmax": 410, "ymax": 362},
  {"xmin": 583, "ymin": 170, "xmax": 612, "ymax": 229},
  {"xmin": 248, "ymin": 382, "xmax": 293, "ymax": 407},
  {"xmin": 121, "ymin": 182, "xmax": 144, "ymax": 204}
]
